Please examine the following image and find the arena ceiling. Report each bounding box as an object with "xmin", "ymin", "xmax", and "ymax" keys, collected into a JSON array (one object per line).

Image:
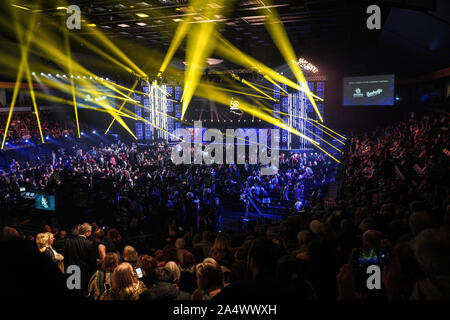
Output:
[{"xmin": 2, "ymin": 0, "xmax": 448, "ymax": 77}]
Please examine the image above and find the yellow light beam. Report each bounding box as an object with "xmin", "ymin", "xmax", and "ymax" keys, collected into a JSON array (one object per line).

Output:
[
  {"xmin": 33, "ymin": 92, "xmax": 137, "ymax": 120},
  {"xmin": 24, "ymin": 62, "xmax": 44, "ymax": 143},
  {"xmin": 158, "ymin": 15, "xmax": 194, "ymax": 75},
  {"xmin": 241, "ymin": 79, "xmax": 277, "ymax": 101},
  {"xmin": 182, "ymin": 0, "xmax": 233, "ymax": 119},
  {"xmin": 64, "ymin": 30, "xmax": 80, "ymax": 138},
  {"xmin": 2, "ymin": 10, "xmax": 34, "ymax": 149},
  {"xmin": 214, "ymin": 33, "xmax": 323, "ymax": 101},
  {"xmin": 264, "ymin": 75, "xmax": 288, "ymax": 95},
  {"xmin": 195, "ymin": 83, "xmax": 317, "ymax": 145},
  {"xmin": 105, "ymin": 80, "xmax": 147, "ymax": 96},
  {"xmin": 14, "ymin": 10, "xmax": 43, "ymax": 144},
  {"xmin": 302, "ymin": 125, "xmax": 343, "ymax": 154},
  {"xmin": 215, "ymin": 73, "xmax": 282, "ymax": 99},
  {"xmin": 246, "ymin": 76, "xmax": 288, "ymax": 96},
  {"xmin": 69, "ymin": 32, "xmax": 134, "ymax": 74},
  {"xmin": 261, "ymin": 0, "xmax": 323, "ymax": 122},
  {"xmin": 105, "ymin": 79, "xmax": 138, "ymax": 134},
  {"xmin": 308, "ymin": 118, "xmax": 347, "ymax": 140},
  {"xmin": 35, "ymin": 73, "xmax": 137, "ymax": 140},
  {"xmin": 302, "ymin": 118, "xmax": 345, "ymax": 144},
  {"xmin": 1, "ymin": 61, "xmax": 25, "ymax": 149},
  {"xmin": 194, "ymin": 82, "xmax": 340, "ymax": 163},
  {"xmin": 87, "ymin": 25, "xmax": 146, "ymax": 77},
  {"xmin": 207, "ymin": 84, "xmax": 278, "ymax": 101}
]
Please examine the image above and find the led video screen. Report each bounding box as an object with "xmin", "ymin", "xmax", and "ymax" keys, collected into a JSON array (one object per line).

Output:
[{"xmin": 343, "ymin": 74, "xmax": 395, "ymax": 106}]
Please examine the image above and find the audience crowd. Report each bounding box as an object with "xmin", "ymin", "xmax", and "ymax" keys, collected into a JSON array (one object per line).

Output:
[
  {"xmin": 0, "ymin": 111, "xmax": 77, "ymax": 143},
  {"xmin": 0, "ymin": 111, "xmax": 449, "ymax": 300}
]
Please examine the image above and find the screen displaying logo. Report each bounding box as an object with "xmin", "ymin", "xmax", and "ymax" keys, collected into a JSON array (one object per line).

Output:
[
  {"xmin": 353, "ymin": 88, "xmax": 364, "ymax": 98},
  {"xmin": 366, "ymin": 89, "xmax": 383, "ymax": 97}
]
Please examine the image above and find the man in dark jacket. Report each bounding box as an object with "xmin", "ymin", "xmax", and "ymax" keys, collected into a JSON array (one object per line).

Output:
[
  {"xmin": 64, "ymin": 223, "xmax": 97, "ymax": 295},
  {"xmin": 140, "ymin": 268, "xmax": 191, "ymax": 300}
]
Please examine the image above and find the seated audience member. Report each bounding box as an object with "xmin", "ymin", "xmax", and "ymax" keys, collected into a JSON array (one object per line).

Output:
[
  {"xmin": 209, "ymin": 233, "xmax": 233, "ymax": 269},
  {"xmin": 181, "ymin": 252, "xmax": 195, "ymax": 272},
  {"xmin": 192, "ymin": 261, "xmax": 225, "ymax": 300},
  {"xmin": 195, "ymin": 231, "xmax": 213, "ymax": 258},
  {"xmin": 165, "ymin": 261, "xmax": 182, "ymax": 284},
  {"xmin": 139, "ymin": 267, "xmax": 191, "ymax": 300},
  {"xmin": 100, "ymin": 262, "xmax": 146, "ymax": 300},
  {"xmin": 136, "ymin": 254, "xmax": 158, "ymax": 287},
  {"xmin": 213, "ymin": 238, "xmax": 289, "ymax": 300},
  {"xmin": 276, "ymin": 255, "xmax": 316, "ymax": 300},
  {"xmin": 410, "ymin": 229, "xmax": 450, "ymax": 299},
  {"xmin": 88, "ymin": 252, "xmax": 119, "ymax": 300},
  {"xmin": 175, "ymin": 238, "xmax": 190, "ymax": 265},
  {"xmin": 179, "ymin": 269, "xmax": 197, "ymax": 295},
  {"xmin": 122, "ymin": 245, "xmax": 139, "ymax": 267},
  {"xmin": 362, "ymin": 230, "xmax": 385, "ymax": 249}
]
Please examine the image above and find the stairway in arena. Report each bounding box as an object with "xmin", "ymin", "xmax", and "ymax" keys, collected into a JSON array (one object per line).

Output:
[{"xmin": 259, "ymin": 190, "xmax": 295, "ymax": 216}]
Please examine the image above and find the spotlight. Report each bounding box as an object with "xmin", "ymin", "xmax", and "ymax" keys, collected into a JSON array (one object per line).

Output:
[
  {"xmin": 40, "ymin": 72, "xmax": 44, "ymax": 76},
  {"xmin": 24, "ymin": 139, "xmax": 29, "ymax": 143},
  {"xmin": 32, "ymin": 72, "xmax": 36, "ymax": 75},
  {"xmin": 77, "ymin": 75, "xmax": 80, "ymax": 78},
  {"xmin": 83, "ymin": 76, "xmax": 86, "ymax": 79},
  {"xmin": 89, "ymin": 76, "xmax": 93, "ymax": 80},
  {"xmin": 396, "ymin": 96, "xmax": 400, "ymax": 101},
  {"xmin": 63, "ymin": 75, "xmax": 67, "ymax": 78},
  {"xmin": 81, "ymin": 132, "xmax": 84, "ymax": 136},
  {"xmin": 56, "ymin": 74, "xmax": 60, "ymax": 78},
  {"xmin": 92, "ymin": 130, "xmax": 96, "ymax": 134},
  {"xmin": 105, "ymin": 78, "xmax": 109, "ymax": 81},
  {"xmin": 48, "ymin": 73, "xmax": 51, "ymax": 76},
  {"xmin": 5, "ymin": 142, "xmax": 9, "ymax": 145},
  {"xmin": 100, "ymin": 77, "xmax": 104, "ymax": 81},
  {"xmin": 45, "ymin": 136, "xmax": 49, "ymax": 140},
  {"xmin": 71, "ymin": 75, "xmax": 74, "ymax": 78},
  {"xmin": 64, "ymin": 134, "xmax": 68, "ymax": 138}
]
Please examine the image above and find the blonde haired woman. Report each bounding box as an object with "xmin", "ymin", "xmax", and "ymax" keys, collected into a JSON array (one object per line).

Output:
[
  {"xmin": 192, "ymin": 261, "xmax": 225, "ymax": 300},
  {"xmin": 164, "ymin": 261, "xmax": 181, "ymax": 284},
  {"xmin": 209, "ymin": 233, "xmax": 233, "ymax": 268},
  {"xmin": 122, "ymin": 245, "xmax": 139, "ymax": 267},
  {"xmin": 100, "ymin": 262, "xmax": 146, "ymax": 300},
  {"xmin": 46, "ymin": 232, "xmax": 64, "ymax": 271},
  {"xmin": 36, "ymin": 233, "xmax": 63, "ymax": 271}
]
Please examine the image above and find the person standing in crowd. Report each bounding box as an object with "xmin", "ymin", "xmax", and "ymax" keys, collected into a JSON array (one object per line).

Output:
[{"xmin": 64, "ymin": 223, "xmax": 97, "ymax": 294}]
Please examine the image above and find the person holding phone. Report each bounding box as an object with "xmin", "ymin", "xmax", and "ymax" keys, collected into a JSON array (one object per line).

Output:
[
  {"xmin": 88, "ymin": 252, "xmax": 119, "ymax": 300},
  {"xmin": 100, "ymin": 262, "xmax": 147, "ymax": 300}
]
